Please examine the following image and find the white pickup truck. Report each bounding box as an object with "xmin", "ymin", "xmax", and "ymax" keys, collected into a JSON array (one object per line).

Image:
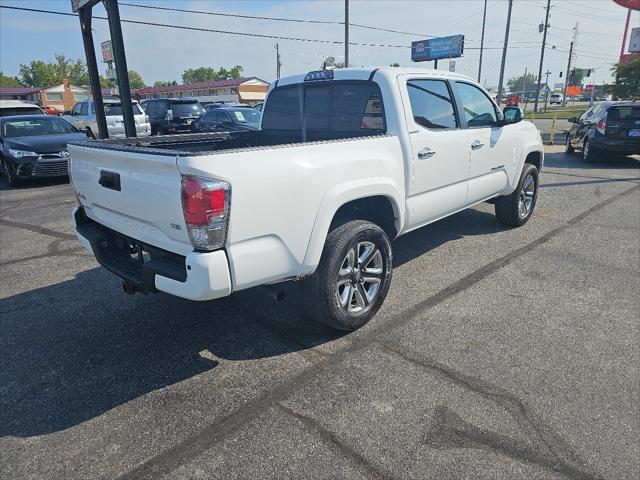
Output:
[{"xmin": 69, "ymin": 67, "xmax": 543, "ymax": 331}]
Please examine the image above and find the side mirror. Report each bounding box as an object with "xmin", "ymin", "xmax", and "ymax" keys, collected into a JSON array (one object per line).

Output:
[
  {"xmin": 502, "ymin": 106, "xmax": 523, "ymax": 125},
  {"xmin": 567, "ymin": 116, "xmax": 577, "ymax": 124}
]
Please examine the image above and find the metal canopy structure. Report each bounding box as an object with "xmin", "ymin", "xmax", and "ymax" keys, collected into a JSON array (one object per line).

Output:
[{"xmin": 73, "ymin": 0, "xmax": 136, "ymax": 139}]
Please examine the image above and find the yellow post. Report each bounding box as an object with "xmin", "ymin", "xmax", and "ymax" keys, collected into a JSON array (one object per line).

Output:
[
  {"xmin": 530, "ymin": 111, "xmax": 535, "ymax": 122},
  {"xmin": 549, "ymin": 113, "xmax": 557, "ymax": 145}
]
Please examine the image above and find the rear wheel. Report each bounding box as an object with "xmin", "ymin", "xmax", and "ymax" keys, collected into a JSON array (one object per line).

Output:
[
  {"xmin": 494, "ymin": 163, "xmax": 539, "ymax": 227},
  {"xmin": 564, "ymin": 133, "xmax": 575, "ymax": 153},
  {"xmin": 304, "ymin": 220, "xmax": 393, "ymax": 331}
]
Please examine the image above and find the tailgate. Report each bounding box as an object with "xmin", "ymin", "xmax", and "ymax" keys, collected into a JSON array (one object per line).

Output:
[{"xmin": 68, "ymin": 143, "xmax": 192, "ymax": 255}]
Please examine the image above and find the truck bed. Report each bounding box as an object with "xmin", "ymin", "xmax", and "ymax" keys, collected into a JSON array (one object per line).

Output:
[{"xmin": 69, "ymin": 129, "xmax": 385, "ymax": 156}]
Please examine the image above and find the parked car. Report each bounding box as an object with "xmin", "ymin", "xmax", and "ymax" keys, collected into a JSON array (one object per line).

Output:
[
  {"xmin": 41, "ymin": 105, "xmax": 64, "ymax": 116},
  {"xmin": 68, "ymin": 67, "xmax": 543, "ymax": 331},
  {"xmin": 0, "ymin": 100, "xmax": 45, "ymax": 117},
  {"xmin": 0, "ymin": 115, "xmax": 87, "ymax": 186},
  {"xmin": 68, "ymin": 99, "xmax": 150, "ymax": 139},
  {"xmin": 140, "ymin": 98, "xmax": 205, "ymax": 135},
  {"xmin": 206, "ymin": 102, "xmax": 246, "ymax": 109},
  {"xmin": 193, "ymin": 105, "xmax": 261, "ymax": 133},
  {"xmin": 565, "ymin": 101, "xmax": 640, "ymax": 162},
  {"xmin": 549, "ymin": 93, "xmax": 563, "ymax": 105}
]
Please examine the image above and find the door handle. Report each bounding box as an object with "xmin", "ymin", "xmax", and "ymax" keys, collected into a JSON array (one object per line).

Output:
[
  {"xmin": 471, "ymin": 140, "xmax": 485, "ymax": 150},
  {"xmin": 417, "ymin": 147, "xmax": 436, "ymax": 160}
]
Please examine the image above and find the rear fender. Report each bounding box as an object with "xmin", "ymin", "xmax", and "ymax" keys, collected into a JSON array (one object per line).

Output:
[{"xmin": 300, "ymin": 178, "xmax": 403, "ymax": 274}]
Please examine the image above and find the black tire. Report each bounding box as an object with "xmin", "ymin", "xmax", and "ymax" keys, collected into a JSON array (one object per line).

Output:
[
  {"xmin": 582, "ymin": 139, "xmax": 599, "ymax": 163},
  {"xmin": 304, "ymin": 220, "xmax": 393, "ymax": 331},
  {"xmin": 564, "ymin": 133, "xmax": 575, "ymax": 154},
  {"xmin": 494, "ymin": 163, "xmax": 539, "ymax": 227},
  {"xmin": 3, "ymin": 160, "xmax": 22, "ymax": 187}
]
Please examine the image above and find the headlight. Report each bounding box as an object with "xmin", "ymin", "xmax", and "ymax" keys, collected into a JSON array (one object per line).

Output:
[{"xmin": 8, "ymin": 149, "xmax": 38, "ymax": 159}]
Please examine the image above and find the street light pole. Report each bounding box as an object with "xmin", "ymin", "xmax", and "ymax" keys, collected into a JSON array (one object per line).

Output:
[
  {"xmin": 534, "ymin": 0, "xmax": 551, "ymax": 113},
  {"xmin": 496, "ymin": 0, "xmax": 513, "ymax": 106},
  {"xmin": 543, "ymin": 69, "xmax": 551, "ymax": 112}
]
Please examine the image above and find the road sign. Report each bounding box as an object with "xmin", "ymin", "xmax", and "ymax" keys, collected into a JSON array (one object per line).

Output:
[
  {"xmin": 101, "ymin": 40, "xmax": 113, "ymax": 63},
  {"xmin": 411, "ymin": 35, "xmax": 464, "ymax": 62}
]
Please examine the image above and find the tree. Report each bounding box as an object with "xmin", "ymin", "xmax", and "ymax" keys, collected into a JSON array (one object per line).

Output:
[
  {"xmin": 181, "ymin": 65, "xmax": 244, "ymax": 83},
  {"xmin": 507, "ymin": 73, "xmax": 537, "ymax": 93},
  {"xmin": 18, "ymin": 54, "xmax": 89, "ymax": 87},
  {"xmin": 321, "ymin": 56, "xmax": 345, "ymax": 69},
  {"xmin": 0, "ymin": 72, "xmax": 22, "ymax": 87},
  {"xmin": 605, "ymin": 57, "xmax": 640, "ymax": 100},
  {"xmin": 154, "ymin": 80, "xmax": 178, "ymax": 87},
  {"xmin": 128, "ymin": 70, "xmax": 146, "ymax": 89},
  {"xmin": 568, "ymin": 68, "xmax": 585, "ymax": 87}
]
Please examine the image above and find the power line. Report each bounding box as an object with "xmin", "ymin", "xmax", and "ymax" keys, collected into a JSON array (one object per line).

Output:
[{"xmin": 0, "ymin": 5, "xmax": 539, "ymax": 51}]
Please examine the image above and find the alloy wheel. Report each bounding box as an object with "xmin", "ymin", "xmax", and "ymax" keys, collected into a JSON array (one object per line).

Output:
[
  {"xmin": 336, "ymin": 241, "xmax": 384, "ymax": 314},
  {"xmin": 518, "ymin": 174, "xmax": 536, "ymax": 219}
]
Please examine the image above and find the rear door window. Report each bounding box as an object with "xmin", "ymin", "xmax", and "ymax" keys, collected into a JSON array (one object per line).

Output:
[{"xmin": 406, "ymin": 79, "xmax": 458, "ymax": 129}]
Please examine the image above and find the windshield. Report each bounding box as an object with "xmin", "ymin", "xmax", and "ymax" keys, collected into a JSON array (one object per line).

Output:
[
  {"xmin": 0, "ymin": 107, "xmax": 44, "ymax": 117},
  {"xmin": 3, "ymin": 117, "xmax": 78, "ymax": 137},
  {"xmin": 228, "ymin": 108, "xmax": 261, "ymax": 124},
  {"xmin": 170, "ymin": 101, "xmax": 205, "ymax": 117},
  {"xmin": 104, "ymin": 103, "xmax": 144, "ymax": 116}
]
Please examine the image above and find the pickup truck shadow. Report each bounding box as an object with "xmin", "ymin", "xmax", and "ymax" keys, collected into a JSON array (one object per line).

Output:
[{"xmin": 0, "ymin": 208, "xmax": 503, "ymax": 438}]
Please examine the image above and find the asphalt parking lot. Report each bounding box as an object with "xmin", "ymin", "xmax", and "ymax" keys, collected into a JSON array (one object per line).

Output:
[{"xmin": 1, "ymin": 146, "xmax": 639, "ymax": 480}]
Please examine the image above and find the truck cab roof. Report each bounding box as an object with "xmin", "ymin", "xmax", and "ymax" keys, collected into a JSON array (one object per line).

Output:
[{"xmin": 274, "ymin": 66, "xmax": 475, "ymax": 89}]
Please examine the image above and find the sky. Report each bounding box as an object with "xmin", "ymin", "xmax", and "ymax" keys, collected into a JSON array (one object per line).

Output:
[{"xmin": 0, "ymin": 0, "xmax": 637, "ymax": 89}]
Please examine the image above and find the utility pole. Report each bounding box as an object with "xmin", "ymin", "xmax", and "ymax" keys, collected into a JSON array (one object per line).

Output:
[
  {"xmin": 533, "ymin": 0, "xmax": 551, "ymax": 113},
  {"xmin": 562, "ymin": 22, "xmax": 578, "ymax": 107},
  {"xmin": 562, "ymin": 41, "xmax": 573, "ymax": 108},
  {"xmin": 496, "ymin": 0, "xmax": 513, "ymax": 106},
  {"xmin": 543, "ymin": 69, "xmax": 551, "ymax": 111},
  {"xmin": 275, "ymin": 44, "xmax": 281, "ymax": 79},
  {"xmin": 344, "ymin": 0, "xmax": 349, "ymax": 68},
  {"xmin": 477, "ymin": 0, "xmax": 488, "ymax": 82},
  {"xmin": 522, "ymin": 66, "xmax": 529, "ymax": 111}
]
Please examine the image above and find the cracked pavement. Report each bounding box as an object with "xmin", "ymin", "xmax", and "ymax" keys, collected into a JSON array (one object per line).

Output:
[{"xmin": 1, "ymin": 146, "xmax": 639, "ymax": 479}]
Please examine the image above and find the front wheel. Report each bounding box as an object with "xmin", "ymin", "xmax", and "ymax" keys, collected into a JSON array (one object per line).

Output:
[
  {"xmin": 565, "ymin": 134, "xmax": 575, "ymax": 153},
  {"xmin": 494, "ymin": 163, "xmax": 539, "ymax": 227},
  {"xmin": 304, "ymin": 220, "xmax": 393, "ymax": 331},
  {"xmin": 3, "ymin": 160, "xmax": 22, "ymax": 187},
  {"xmin": 583, "ymin": 139, "xmax": 599, "ymax": 163}
]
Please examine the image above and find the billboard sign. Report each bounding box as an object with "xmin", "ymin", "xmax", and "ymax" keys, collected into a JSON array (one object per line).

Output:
[
  {"xmin": 411, "ymin": 35, "xmax": 464, "ymax": 62},
  {"xmin": 101, "ymin": 40, "xmax": 113, "ymax": 63}
]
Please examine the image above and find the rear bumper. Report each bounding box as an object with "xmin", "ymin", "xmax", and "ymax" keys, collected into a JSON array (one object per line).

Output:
[
  {"xmin": 72, "ymin": 206, "xmax": 232, "ymax": 301},
  {"xmin": 591, "ymin": 136, "xmax": 640, "ymax": 154}
]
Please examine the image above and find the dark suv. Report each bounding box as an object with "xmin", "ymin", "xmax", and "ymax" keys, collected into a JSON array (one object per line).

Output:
[
  {"xmin": 192, "ymin": 105, "xmax": 261, "ymax": 133},
  {"xmin": 565, "ymin": 101, "xmax": 640, "ymax": 162},
  {"xmin": 140, "ymin": 98, "xmax": 205, "ymax": 135}
]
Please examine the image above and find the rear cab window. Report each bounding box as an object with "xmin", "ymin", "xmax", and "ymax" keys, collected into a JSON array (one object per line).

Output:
[
  {"xmin": 0, "ymin": 107, "xmax": 44, "ymax": 117},
  {"xmin": 262, "ymin": 80, "xmax": 386, "ymax": 138}
]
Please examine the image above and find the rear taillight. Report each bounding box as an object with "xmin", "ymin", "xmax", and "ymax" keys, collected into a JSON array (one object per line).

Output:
[
  {"xmin": 181, "ymin": 175, "xmax": 230, "ymax": 251},
  {"xmin": 596, "ymin": 115, "xmax": 606, "ymax": 134}
]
